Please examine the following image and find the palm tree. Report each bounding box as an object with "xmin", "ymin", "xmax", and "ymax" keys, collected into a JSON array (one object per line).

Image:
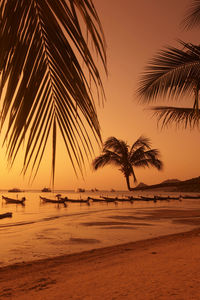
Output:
[
  {"xmin": 92, "ymin": 136, "xmax": 163, "ymax": 191},
  {"xmin": 137, "ymin": 1, "xmax": 200, "ymax": 129},
  {"xmin": 0, "ymin": 0, "xmax": 107, "ymax": 184}
]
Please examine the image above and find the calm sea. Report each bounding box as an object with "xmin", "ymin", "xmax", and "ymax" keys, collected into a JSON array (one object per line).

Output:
[{"xmin": 0, "ymin": 190, "xmax": 200, "ymax": 267}]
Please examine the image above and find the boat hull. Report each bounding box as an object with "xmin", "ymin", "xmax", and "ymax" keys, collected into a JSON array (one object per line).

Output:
[
  {"xmin": 2, "ymin": 196, "xmax": 26, "ymax": 205},
  {"xmin": 0, "ymin": 212, "xmax": 12, "ymax": 219},
  {"xmin": 40, "ymin": 196, "xmax": 67, "ymax": 205},
  {"xmin": 61, "ymin": 197, "xmax": 89, "ymax": 204}
]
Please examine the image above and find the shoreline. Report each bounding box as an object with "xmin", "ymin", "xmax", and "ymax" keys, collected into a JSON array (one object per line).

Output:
[
  {"xmin": 1, "ymin": 226, "xmax": 200, "ymax": 299},
  {"xmin": 0, "ymin": 226, "xmax": 199, "ymax": 271}
]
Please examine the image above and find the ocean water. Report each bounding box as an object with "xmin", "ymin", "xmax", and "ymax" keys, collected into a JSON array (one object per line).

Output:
[{"xmin": 0, "ymin": 190, "xmax": 200, "ymax": 267}]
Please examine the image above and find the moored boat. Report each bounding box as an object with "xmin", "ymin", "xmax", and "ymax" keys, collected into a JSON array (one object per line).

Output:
[
  {"xmin": 8, "ymin": 188, "xmax": 23, "ymax": 192},
  {"xmin": 76, "ymin": 188, "xmax": 85, "ymax": 193},
  {"xmin": 61, "ymin": 197, "xmax": 90, "ymax": 204},
  {"xmin": 100, "ymin": 196, "xmax": 134, "ymax": 203},
  {"xmin": 40, "ymin": 196, "xmax": 67, "ymax": 206},
  {"xmin": 41, "ymin": 187, "xmax": 51, "ymax": 192},
  {"xmin": 100, "ymin": 196, "xmax": 117, "ymax": 202},
  {"xmin": 0, "ymin": 212, "xmax": 12, "ymax": 219},
  {"xmin": 2, "ymin": 195, "xmax": 26, "ymax": 205},
  {"xmin": 169, "ymin": 196, "xmax": 182, "ymax": 200},
  {"xmin": 126, "ymin": 196, "xmax": 143, "ymax": 201},
  {"xmin": 154, "ymin": 195, "xmax": 170, "ymax": 200},
  {"xmin": 140, "ymin": 196, "xmax": 157, "ymax": 201},
  {"xmin": 181, "ymin": 194, "xmax": 200, "ymax": 199},
  {"xmin": 87, "ymin": 197, "xmax": 106, "ymax": 202}
]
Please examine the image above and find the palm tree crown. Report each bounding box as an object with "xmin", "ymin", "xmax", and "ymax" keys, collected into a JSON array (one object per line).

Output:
[
  {"xmin": 92, "ymin": 136, "xmax": 163, "ymax": 191},
  {"xmin": 0, "ymin": 0, "xmax": 107, "ymax": 184}
]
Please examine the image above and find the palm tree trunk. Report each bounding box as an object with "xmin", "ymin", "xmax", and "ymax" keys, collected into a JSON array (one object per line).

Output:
[{"xmin": 125, "ymin": 175, "xmax": 134, "ymax": 191}]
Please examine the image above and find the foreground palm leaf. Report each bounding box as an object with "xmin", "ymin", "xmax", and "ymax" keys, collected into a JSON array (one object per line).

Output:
[
  {"xmin": 151, "ymin": 106, "xmax": 200, "ymax": 128},
  {"xmin": 138, "ymin": 41, "xmax": 200, "ymax": 101},
  {"xmin": 92, "ymin": 136, "xmax": 163, "ymax": 191},
  {"xmin": 138, "ymin": 0, "xmax": 200, "ymax": 129},
  {"xmin": 181, "ymin": 0, "xmax": 200, "ymax": 29},
  {"xmin": 137, "ymin": 41, "xmax": 200, "ymax": 128},
  {"xmin": 0, "ymin": 0, "xmax": 107, "ymax": 183}
]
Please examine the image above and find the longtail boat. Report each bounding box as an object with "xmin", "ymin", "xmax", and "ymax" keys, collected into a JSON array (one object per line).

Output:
[
  {"xmin": 100, "ymin": 196, "xmax": 134, "ymax": 203},
  {"xmin": 40, "ymin": 196, "xmax": 67, "ymax": 206},
  {"xmin": 139, "ymin": 196, "xmax": 157, "ymax": 202},
  {"xmin": 100, "ymin": 196, "xmax": 117, "ymax": 202},
  {"xmin": 169, "ymin": 196, "xmax": 182, "ymax": 200},
  {"xmin": 61, "ymin": 197, "xmax": 90, "ymax": 204},
  {"xmin": 154, "ymin": 195, "xmax": 170, "ymax": 200},
  {"xmin": 90, "ymin": 196, "xmax": 120, "ymax": 202},
  {"xmin": 0, "ymin": 212, "xmax": 12, "ymax": 219},
  {"xmin": 126, "ymin": 196, "xmax": 143, "ymax": 201},
  {"xmin": 87, "ymin": 197, "xmax": 106, "ymax": 202},
  {"xmin": 181, "ymin": 194, "xmax": 200, "ymax": 199},
  {"xmin": 2, "ymin": 195, "xmax": 26, "ymax": 205}
]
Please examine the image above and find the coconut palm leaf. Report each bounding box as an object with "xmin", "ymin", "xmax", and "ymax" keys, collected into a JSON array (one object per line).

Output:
[
  {"xmin": 137, "ymin": 41, "xmax": 200, "ymax": 102},
  {"xmin": 129, "ymin": 146, "xmax": 146, "ymax": 163},
  {"xmin": 134, "ymin": 157, "xmax": 163, "ymax": 170},
  {"xmin": 103, "ymin": 136, "xmax": 128, "ymax": 155},
  {"xmin": 0, "ymin": 0, "xmax": 107, "ymax": 183},
  {"xmin": 151, "ymin": 106, "xmax": 200, "ymax": 129},
  {"xmin": 181, "ymin": 0, "xmax": 200, "ymax": 29},
  {"xmin": 131, "ymin": 147, "xmax": 162, "ymax": 167},
  {"xmin": 130, "ymin": 136, "xmax": 151, "ymax": 155},
  {"xmin": 92, "ymin": 150, "xmax": 121, "ymax": 170},
  {"xmin": 138, "ymin": 1, "xmax": 200, "ymax": 130}
]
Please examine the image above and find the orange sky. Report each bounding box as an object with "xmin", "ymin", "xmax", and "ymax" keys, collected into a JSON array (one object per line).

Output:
[{"xmin": 1, "ymin": 0, "xmax": 200, "ymax": 191}]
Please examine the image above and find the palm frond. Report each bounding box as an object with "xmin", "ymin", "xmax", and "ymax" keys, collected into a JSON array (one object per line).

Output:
[
  {"xmin": 129, "ymin": 146, "xmax": 146, "ymax": 163},
  {"xmin": 151, "ymin": 106, "xmax": 200, "ymax": 129},
  {"xmin": 0, "ymin": 0, "xmax": 107, "ymax": 184},
  {"xmin": 137, "ymin": 42, "xmax": 200, "ymax": 102},
  {"xmin": 144, "ymin": 148, "xmax": 161, "ymax": 159},
  {"xmin": 131, "ymin": 148, "xmax": 162, "ymax": 168},
  {"xmin": 152, "ymin": 159, "xmax": 163, "ymax": 170},
  {"xmin": 92, "ymin": 150, "xmax": 121, "ymax": 170},
  {"xmin": 134, "ymin": 158, "xmax": 163, "ymax": 170},
  {"xmin": 133, "ymin": 147, "xmax": 158, "ymax": 162},
  {"xmin": 130, "ymin": 136, "xmax": 151, "ymax": 154},
  {"xmin": 103, "ymin": 136, "xmax": 129, "ymax": 155},
  {"xmin": 181, "ymin": 0, "xmax": 200, "ymax": 29}
]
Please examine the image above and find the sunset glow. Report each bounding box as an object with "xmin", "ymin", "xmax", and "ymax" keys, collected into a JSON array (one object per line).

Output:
[{"xmin": 0, "ymin": 0, "xmax": 200, "ymax": 191}]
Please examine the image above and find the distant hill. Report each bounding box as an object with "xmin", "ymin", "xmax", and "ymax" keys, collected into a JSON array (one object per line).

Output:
[
  {"xmin": 136, "ymin": 182, "xmax": 148, "ymax": 188},
  {"xmin": 133, "ymin": 176, "xmax": 200, "ymax": 192},
  {"xmin": 161, "ymin": 179, "xmax": 180, "ymax": 184}
]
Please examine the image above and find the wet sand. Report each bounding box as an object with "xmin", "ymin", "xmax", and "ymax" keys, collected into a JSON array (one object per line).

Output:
[{"xmin": 1, "ymin": 210, "xmax": 200, "ymax": 299}]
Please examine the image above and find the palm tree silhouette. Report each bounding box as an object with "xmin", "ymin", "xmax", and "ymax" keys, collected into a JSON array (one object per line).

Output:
[
  {"xmin": 92, "ymin": 136, "xmax": 163, "ymax": 191},
  {"xmin": 137, "ymin": 1, "xmax": 200, "ymax": 129},
  {"xmin": 0, "ymin": 0, "xmax": 107, "ymax": 183}
]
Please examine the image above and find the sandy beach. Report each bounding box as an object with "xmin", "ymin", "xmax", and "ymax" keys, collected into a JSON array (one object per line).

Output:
[{"xmin": 1, "ymin": 209, "xmax": 200, "ymax": 300}]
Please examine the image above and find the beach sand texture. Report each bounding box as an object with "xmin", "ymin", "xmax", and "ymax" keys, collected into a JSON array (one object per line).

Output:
[{"xmin": 0, "ymin": 216, "xmax": 200, "ymax": 299}]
